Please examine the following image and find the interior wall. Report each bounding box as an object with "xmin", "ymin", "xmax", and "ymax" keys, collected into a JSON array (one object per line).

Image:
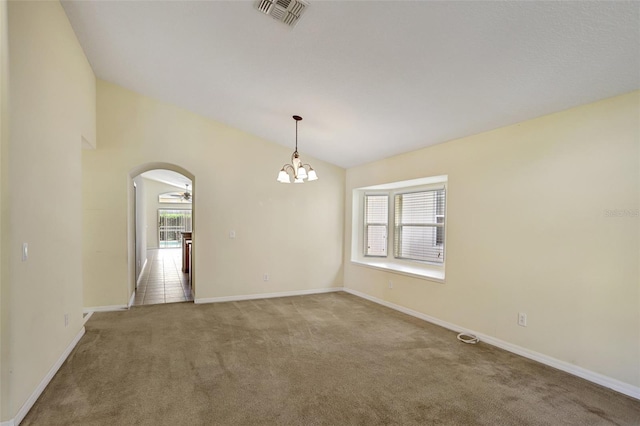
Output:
[
  {"xmin": 343, "ymin": 91, "xmax": 640, "ymax": 389},
  {"xmin": 83, "ymin": 80, "xmax": 345, "ymax": 308},
  {"xmin": 143, "ymin": 177, "xmax": 192, "ymax": 250},
  {"xmin": 133, "ymin": 176, "xmax": 146, "ymax": 283},
  {"xmin": 0, "ymin": 0, "xmax": 8, "ymax": 421},
  {"xmin": 5, "ymin": 0, "xmax": 95, "ymax": 421}
]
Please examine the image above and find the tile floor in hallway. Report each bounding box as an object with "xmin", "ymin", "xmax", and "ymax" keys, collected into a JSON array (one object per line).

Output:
[{"xmin": 133, "ymin": 248, "xmax": 193, "ymax": 306}]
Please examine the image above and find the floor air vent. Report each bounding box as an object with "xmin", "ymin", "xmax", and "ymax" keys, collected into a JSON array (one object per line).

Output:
[{"xmin": 255, "ymin": 0, "xmax": 308, "ymax": 27}]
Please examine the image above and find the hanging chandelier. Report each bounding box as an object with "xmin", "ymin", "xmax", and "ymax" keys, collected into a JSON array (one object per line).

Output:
[{"xmin": 276, "ymin": 115, "xmax": 318, "ymax": 184}]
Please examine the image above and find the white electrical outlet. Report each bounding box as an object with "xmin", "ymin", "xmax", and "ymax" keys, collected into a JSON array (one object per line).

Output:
[
  {"xmin": 518, "ymin": 312, "xmax": 527, "ymax": 327},
  {"xmin": 22, "ymin": 243, "xmax": 28, "ymax": 262},
  {"xmin": 64, "ymin": 313, "xmax": 69, "ymax": 327},
  {"xmin": 229, "ymin": 230, "xmax": 236, "ymax": 239},
  {"xmin": 263, "ymin": 273, "xmax": 269, "ymax": 282},
  {"xmin": 388, "ymin": 280, "xmax": 393, "ymax": 289}
]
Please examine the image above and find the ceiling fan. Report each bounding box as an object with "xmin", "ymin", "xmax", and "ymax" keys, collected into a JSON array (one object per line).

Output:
[
  {"xmin": 180, "ymin": 184, "xmax": 192, "ymax": 201},
  {"xmin": 166, "ymin": 183, "xmax": 192, "ymax": 202}
]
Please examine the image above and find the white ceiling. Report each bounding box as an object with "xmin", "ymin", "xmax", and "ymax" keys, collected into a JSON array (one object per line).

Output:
[
  {"xmin": 141, "ymin": 169, "xmax": 192, "ymax": 189},
  {"xmin": 62, "ymin": 1, "xmax": 639, "ymax": 169}
]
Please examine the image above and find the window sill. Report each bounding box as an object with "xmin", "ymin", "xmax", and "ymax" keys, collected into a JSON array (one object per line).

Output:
[{"xmin": 350, "ymin": 260, "xmax": 445, "ymax": 283}]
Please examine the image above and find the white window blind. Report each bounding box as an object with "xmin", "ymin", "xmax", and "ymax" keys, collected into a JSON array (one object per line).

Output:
[
  {"xmin": 394, "ymin": 189, "xmax": 445, "ymax": 263},
  {"xmin": 158, "ymin": 209, "xmax": 192, "ymax": 248},
  {"xmin": 364, "ymin": 194, "xmax": 388, "ymax": 256}
]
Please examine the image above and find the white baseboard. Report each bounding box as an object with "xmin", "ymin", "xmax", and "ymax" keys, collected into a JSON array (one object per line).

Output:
[
  {"xmin": 195, "ymin": 287, "xmax": 344, "ymax": 304},
  {"xmin": 12, "ymin": 326, "xmax": 85, "ymax": 426},
  {"xmin": 0, "ymin": 419, "xmax": 14, "ymax": 426},
  {"xmin": 83, "ymin": 305, "xmax": 128, "ymax": 314},
  {"xmin": 342, "ymin": 288, "xmax": 640, "ymax": 401},
  {"xmin": 82, "ymin": 311, "xmax": 94, "ymax": 326}
]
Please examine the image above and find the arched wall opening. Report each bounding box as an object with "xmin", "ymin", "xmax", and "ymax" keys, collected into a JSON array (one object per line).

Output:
[{"xmin": 128, "ymin": 162, "xmax": 196, "ymax": 305}]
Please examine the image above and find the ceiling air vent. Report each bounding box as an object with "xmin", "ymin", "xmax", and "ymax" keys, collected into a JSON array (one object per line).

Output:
[{"xmin": 255, "ymin": 0, "xmax": 308, "ymax": 28}]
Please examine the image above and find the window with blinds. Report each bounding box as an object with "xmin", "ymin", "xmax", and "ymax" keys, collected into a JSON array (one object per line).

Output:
[
  {"xmin": 352, "ymin": 176, "xmax": 447, "ymax": 280},
  {"xmin": 158, "ymin": 209, "xmax": 192, "ymax": 248},
  {"xmin": 394, "ymin": 189, "xmax": 445, "ymax": 263},
  {"xmin": 364, "ymin": 194, "xmax": 389, "ymax": 256}
]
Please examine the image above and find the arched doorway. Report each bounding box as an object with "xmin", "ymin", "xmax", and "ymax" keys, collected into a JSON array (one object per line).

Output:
[{"xmin": 128, "ymin": 162, "xmax": 196, "ymax": 306}]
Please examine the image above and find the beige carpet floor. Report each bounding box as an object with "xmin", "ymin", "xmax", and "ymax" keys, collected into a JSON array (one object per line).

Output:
[{"xmin": 22, "ymin": 292, "xmax": 640, "ymax": 425}]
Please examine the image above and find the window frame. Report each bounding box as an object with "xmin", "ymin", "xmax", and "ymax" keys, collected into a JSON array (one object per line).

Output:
[
  {"xmin": 351, "ymin": 176, "xmax": 448, "ymax": 283},
  {"xmin": 393, "ymin": 188, "xmax": 446, "ymax": 264},
  {"xmin": 363, "ymin": 194, "xmax": 389, "ymax": 258}
]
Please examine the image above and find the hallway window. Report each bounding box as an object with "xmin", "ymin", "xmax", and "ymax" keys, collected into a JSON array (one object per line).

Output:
[{"xmin": 158, "ymin": 209, "xmax": 192, "ymax": 248}]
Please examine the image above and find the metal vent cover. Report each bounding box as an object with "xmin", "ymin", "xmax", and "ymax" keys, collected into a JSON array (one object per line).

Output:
[{"xmin": 255, "ymin": 0, "xmax": 308, "ymax": 27}]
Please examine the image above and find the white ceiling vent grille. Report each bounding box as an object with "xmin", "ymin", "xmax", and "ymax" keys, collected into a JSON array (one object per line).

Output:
[{"xmin": 255, "ymin": 0, "xmax": 308, "ymax": 27}]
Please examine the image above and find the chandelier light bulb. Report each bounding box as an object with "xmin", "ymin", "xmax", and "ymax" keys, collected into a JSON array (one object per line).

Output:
[
  {"xmin": 277, "ymin": 169, "xmax": 291, "ymax": 183},
  {"xmin": 297, "ymin": 166, "xmax": 307, "ymax": 179},
  {"xmin": 307, "ymin": 169, "xmax": 318, "ymax": 181}
]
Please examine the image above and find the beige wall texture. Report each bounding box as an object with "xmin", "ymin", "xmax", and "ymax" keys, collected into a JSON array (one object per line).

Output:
[
  {"xmin": 133, "ymin": 175, "xmax": 146, "ymax": 282},
  {"xmin": 0, "ymin": 0, "xmax": 8, "ymax": 421},
  {"xmin": 344, "ymin": 91, "xmax": 640, "ymax": 389},
  {"xmin": 3, "ymin": 1, "xmax": 95, "ymax": 422},
  {"xmin": 83, "ymin": 80, "xmax": 345, "ymax": 308}
]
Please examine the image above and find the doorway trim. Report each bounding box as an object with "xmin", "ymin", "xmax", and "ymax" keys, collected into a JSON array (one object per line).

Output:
[{"xmin": 128, "ymin": 162, "xmax": 196, "ymax": 305}]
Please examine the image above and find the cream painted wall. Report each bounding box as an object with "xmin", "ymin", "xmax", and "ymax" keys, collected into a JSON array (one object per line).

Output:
[
  {"xmin": 0, "ymin": 0, "xmax": 8, "ymax": 421},
  {"xmin": 4, "ymin": 1, "xmax": 95, "ymax": 421},
  {"xmin": 83, "ymin": 81, "xmax": 345, "ymax": 308},
  {"xmin": 344, "ymin": 92, "xmax": 640, "ymax": 388},
  {"xmin": 133, "ymin": 175, "xmax": 146, "ymax": 282},
  {"xmin": 143, "ymin": 177, "xmax": 192, "ymax": 250}
]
